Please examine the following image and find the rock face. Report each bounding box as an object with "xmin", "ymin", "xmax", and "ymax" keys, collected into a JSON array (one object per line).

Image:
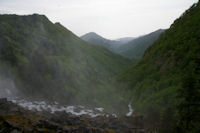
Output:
[{"xmin": 0, "ymin": 98, "xmax": 145, "ymax": 133}]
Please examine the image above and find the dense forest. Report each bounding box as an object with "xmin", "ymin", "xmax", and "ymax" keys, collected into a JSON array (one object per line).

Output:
[
  {"xmin": 117, "ymin": 29, "xmax": 165, "ymax": 59},
  {"xmin": 117, "ymin": 2, "xmax": 200, "ymax": 132},
  {"xmin": 81, "ymin": 30, "xmax": 165, "ymax": 60},
  {"xmin": 0, "ymin": 1, "xmax": 199, "ymax": 133}
]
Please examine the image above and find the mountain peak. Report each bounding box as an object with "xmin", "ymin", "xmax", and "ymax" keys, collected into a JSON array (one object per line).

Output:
[{"xmin": 81, "ymin": 32, "xmax": 105, "ymax": 41}]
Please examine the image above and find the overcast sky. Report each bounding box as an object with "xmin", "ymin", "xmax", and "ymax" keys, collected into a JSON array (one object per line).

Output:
[{"xmin": 0, "ymin": 0, "xmax": 198, "ymax": 39}]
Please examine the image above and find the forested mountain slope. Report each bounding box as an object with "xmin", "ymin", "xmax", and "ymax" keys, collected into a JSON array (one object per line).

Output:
[
  {"xmin": 81, "ymin": 30, "xmax": 164, "ymax": 60},
  {"xmin": 0, "ymin": 14, "xmax": 132, "ymax": 111},
  {"xmin": 117, "ymin": 2, "xmax": 200, "ymax": 132},
  {"xmin": 117, "ymin": 29, "xmax": 165, "ymax": 59}
]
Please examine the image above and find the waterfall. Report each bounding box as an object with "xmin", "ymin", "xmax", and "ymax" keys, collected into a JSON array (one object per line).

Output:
[{"xmin": 126, "ymin": 103, "xmax": 134, "ymax": 116}]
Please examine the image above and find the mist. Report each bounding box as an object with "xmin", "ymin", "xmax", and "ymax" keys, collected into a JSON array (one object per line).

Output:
[
  {"xmin": 0, "ymin": 1, "xmax": 199, "ymax": 132},
  {"xmin": 0, "ymin": 77, "xmax": 18, "ymax": 98},
  {"xmin": 0, "ymin": 14, "xmax": 132, "ymax": 118}
]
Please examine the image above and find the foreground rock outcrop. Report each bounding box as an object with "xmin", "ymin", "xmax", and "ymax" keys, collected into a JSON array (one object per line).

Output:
[{"xmin": 0, "ymin": 98, "xmax": 145, "ymax": 133}]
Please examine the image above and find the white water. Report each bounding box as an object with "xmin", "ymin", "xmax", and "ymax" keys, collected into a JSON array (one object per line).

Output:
[
  {"xmin": 8, "ymin": 98, "xmax": 117, "ymax": 118},
  {"xmin": 126, "ymin": 103, "xmax": 134, "ymax": 116}
]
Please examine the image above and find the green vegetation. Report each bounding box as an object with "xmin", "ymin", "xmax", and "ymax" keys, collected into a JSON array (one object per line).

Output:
[
  {"xmin": 0, "ymin": 2, "xmax": 199, "ymax": 132},
  {"xmin": 117, "ymin": 2, "xmax": 200, "ymax": 132},
  {"xmin": 117, "ymin": 29, "xmax": 165, "ymax": 59},
  {"xmin": 81, "ymin": 30, "xmax": 164, "ymax": 60},
  {"xmin": 177, "ymin": 57, "xmax": 200, "ymax": 133},
  {"xmin": 0, "ymin": 14, "xmax": 132, "ymax": 112}
]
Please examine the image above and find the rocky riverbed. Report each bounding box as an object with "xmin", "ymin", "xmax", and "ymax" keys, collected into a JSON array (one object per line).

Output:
[{"xmin": 0, "ymin": 98, "xmax": 145, "ymax": 133}]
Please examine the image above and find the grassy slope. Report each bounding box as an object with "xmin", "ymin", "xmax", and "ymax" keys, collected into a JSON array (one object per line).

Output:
[
  {"xmin": 0, "ymin": 14, "xmax": 132, "ymax": 111},
  {"xmin": 117, "ymin": 2, "xmax": 200, "ymax": 119}
]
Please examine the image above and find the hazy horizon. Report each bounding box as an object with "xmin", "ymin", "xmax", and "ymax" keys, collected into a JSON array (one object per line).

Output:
[{"xmin": 0, "ymin": 0, "xmax": 198, "ymax": 39}]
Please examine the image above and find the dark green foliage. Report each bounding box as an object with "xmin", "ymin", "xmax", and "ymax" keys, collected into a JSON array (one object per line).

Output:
[
  {"xmin": 117, "ymin": 1, "xmax": 200, "ymax": 131},
  {"xmin": 176, "ymin": 55, "xmax": 200, "ymax": 133},
  {"xmin": 0, "ymin": 14, "xmax": 132, "ymax": 112},
  {"xmin": 159, "ymin": 107, "xmax": 176, "ymax": 133}
]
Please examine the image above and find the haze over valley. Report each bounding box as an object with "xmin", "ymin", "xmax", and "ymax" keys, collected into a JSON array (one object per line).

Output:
[{"xmin": 0, "ymin": 0, "xmax": 199, "ymax": 133}]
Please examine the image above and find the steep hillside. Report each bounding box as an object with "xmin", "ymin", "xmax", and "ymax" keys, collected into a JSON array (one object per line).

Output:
[
  {"xmin": 0, "ymin": 14, "xmax": 132, "ymax": 111},
  {"xmin": 117, "ymin": 2, "xmax": 200, "ymax": 132},
  {"xmin": 117, "ymin": 29, "xmax": 165, "ymax": 59}
]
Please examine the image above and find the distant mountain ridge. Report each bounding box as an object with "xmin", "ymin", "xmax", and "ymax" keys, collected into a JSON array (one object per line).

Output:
[
  {"xmin": 81, "ymin": 30, "xmax": 165, "ymax": 59},
  {"xmin": 117, "ymin": 29, "xmax": 165, "ymax": 59},
  {"xmin": 81, "ymin": 32, "xmax": 105, "ymax": 41},
  {"xmin": 116, "ymin": 37, "xmax": 136, "ymax": 44},
  {"xmin": 81, "ymin": 32, "xmax": 124, "ymax": 52}
]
